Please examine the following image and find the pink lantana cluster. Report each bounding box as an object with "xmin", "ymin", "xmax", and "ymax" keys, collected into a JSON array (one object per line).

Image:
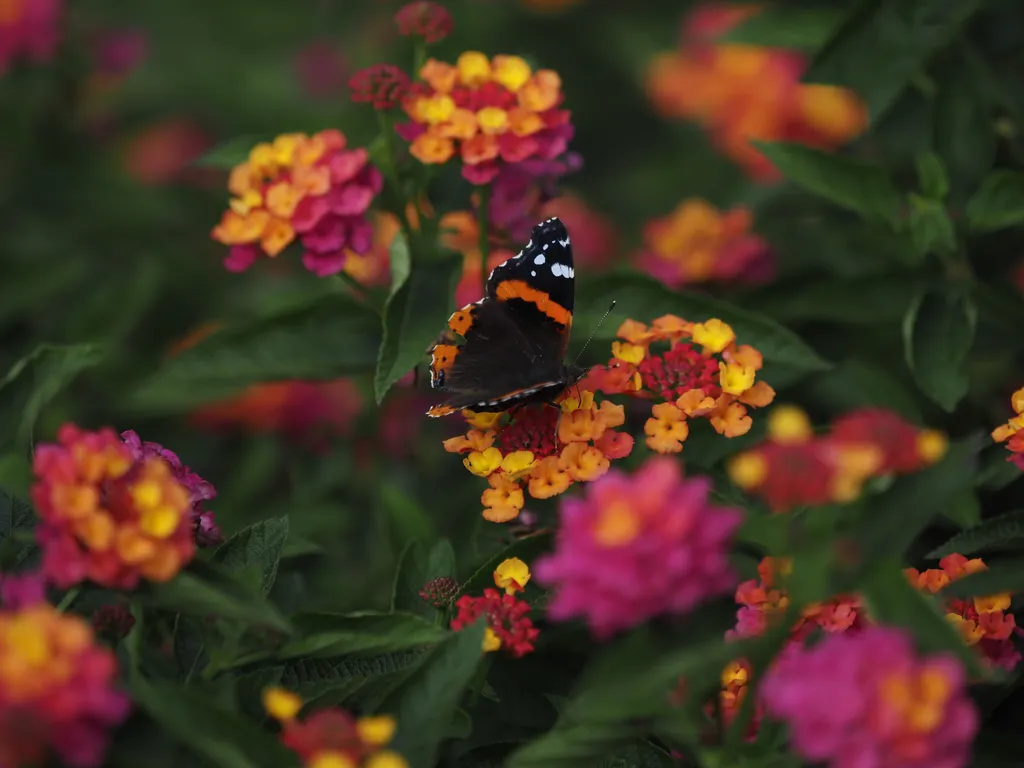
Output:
[
  {"xmin": 535, "ymin": 456, "xmax": 742, "ymax": 638},
  {"xmin": 0, "ymin": 0, "xmax": 61, "ymax": 75},
  {"xmin": 762, "ymin": 627, "xmax": 978, "ymax": 768}
]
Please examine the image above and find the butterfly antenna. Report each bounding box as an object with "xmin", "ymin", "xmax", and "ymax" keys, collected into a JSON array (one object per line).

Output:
[{"xmin": 571, "ymin": 301, "xmax": 617, "ymax": 367}]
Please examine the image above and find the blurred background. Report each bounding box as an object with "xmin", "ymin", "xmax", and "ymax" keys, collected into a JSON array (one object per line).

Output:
[{"xmin": 3, "ymin": 0, "xmax": 1024, "ymax": 616}]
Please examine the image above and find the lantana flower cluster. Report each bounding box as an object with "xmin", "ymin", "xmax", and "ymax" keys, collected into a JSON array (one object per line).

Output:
[
  {"xmin": 762, "ymin": 627, "xmax": 978, "ymax": 768},
  {"xmin": 0, "ymin": 596, "xmax": 131, "ymax": 768},
  {"xmin": 583, "ymin": 316, "xmax": 775, "ymax": 454},
  {"xmin": 396, "ymin": 52, "xmax": 575, "ymax": 186},
  {"xmin": 646, "ymin": 2, "xmax": 867, "ymax": 181},
  {"xmin": 30, "ymin": 424, "xmax": 217, "ymax": 589},
  {"xmin": 535, "ymin": 456, "xmax": 743, "ymax": 638},
  {"xmin": 264, "ymin": 688, "xmax": 407, "ymax": 768},
  {"xmin": 211, "ymin": 130, "xmax": 383, "ymax": 277},
  {"xmin": 906, "ymin": 554, "xmax": 1020, "ymax": 671},
  {"xmin": 636, "ymin": 198, "xmax": 774, "ymax": 289},
  {"xmin": 0, "ymin": 0, "xmax": 61, "ymax": 75},
  {"xmin": 728, "ymin": 405, "xmax": 948, "ymax": 513},
  {"xmin": 991, "ymin": 385, "xmax": 1024, "ymax": 469},
  {"xmin": 451, "ymin": 587, "xmax": 540, "ymax": 657},
  {"xmin": 441, "ymin": 391, "xmax": 634, "ymax": 522}
]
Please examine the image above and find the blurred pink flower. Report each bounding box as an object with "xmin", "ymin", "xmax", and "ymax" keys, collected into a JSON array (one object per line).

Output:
[
  {"xmin": 90, "ymin": 28, "xmax": 148, "ymax": 76},
  {"xmin": 539, "ymin": 193, "xmax": 618, "ymax": 269},
  {"xmin": 534, "ymin": 456, "xmax": 742, "ymax": 638},
  {"xmin": 762, "ymin": 627, "xmax": 978, "ymax": 768},
  {"xmin": 0, "ymin": 0, "xmax": 61, "ymax": 75},
  {"xmin": 121, "ymin": 118, "xmax": 211, "ymax": 186},
  {"xmin": 0, "ymin": 571, "xmax": 45, "ymax": 609},
  {"xmin": 293, "ymin": 40, "xmax": 348, "ymax": 100}
]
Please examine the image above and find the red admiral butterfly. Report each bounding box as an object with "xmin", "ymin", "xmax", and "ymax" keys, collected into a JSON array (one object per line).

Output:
[{"xmin": 427, "ymin": 217, "xmax": 587, "ymax": 417}]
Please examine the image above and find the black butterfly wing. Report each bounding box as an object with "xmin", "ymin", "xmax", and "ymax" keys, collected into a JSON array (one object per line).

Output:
[{"xmin": 427, "ymin": 217, "xmax": 576, "ymax": 417}]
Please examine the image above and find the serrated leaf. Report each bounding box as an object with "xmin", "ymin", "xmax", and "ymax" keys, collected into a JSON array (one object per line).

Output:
[
  {"xmin": 902, "ymin": 290, "xmax": 976, "ymax": 411},
  {"xmin": 855, "ymin": 438, "xmax": 978, "ymax": 560},
  {"xmin": 212, "ymin": 517, "xmax": 290, "ymax": 596},
  {"xmin": 129, "ymin": 676, "xmax": 297, "ymax": 768},
  {"xmin": 907, "ymin": 194, "xmax": 956, "ymax": 258},
  {"xmin": 721, "ymin": 7, "xmax": 844, "ymax": 49},
  {"xmin": 281, "ymin": 649, "xmax": 430, "ymax": 708},
  {"xmin": 374, "ymin": 252, "xmax": 462, "ymax": 403},
  {"xmin": 862, "ymin": 564, "xmax": 986, "ymax": 679},
  {"xmin": 0, "ymin": 344, "xmax": 103, "ymax": 452},
  {"xmin": 927, "ymin": 509, "xmax": 1024, "ymax": 559},
  {"xmin": 598, "ymin": 741, "xmax": 677, "ymax": 768},
  {"xmin": 753, "ymin": 142, "xmax": 902, "ymax": 226},
  {"xmin": 132, "ymin": 296, "xmax": 380, "ymax": 411},
  {"xmin": 145, "ymin": 566, "xmax": 291, "ymax": 632},
  {"xmin": 192, "ymin": 136, "xmax": 267, "ymax": 168},
  {"xmin": 577, "ymin": 273, "xmax": 830, "ymax": 375},
  {"xmin": 805, "ymin": 0, "xmax": 984, "ymax": 120},
  {"xmin": 966, "ymin": 171, "xmax": 1024, "ymax": 232},
  {"xmin": 942, "ymin": 558, "xmax": 1024, "ymax": 599},
  {"xmin": 276, "ymin": 611, "xmax": 446, "ymax": 659},
  {"xmin": 388, "ymin": 620, "xmax": 486, "ymax": 768},
  {"xmin": 458, "ymin": 532, "xmax": 553, "ymax": 598}
]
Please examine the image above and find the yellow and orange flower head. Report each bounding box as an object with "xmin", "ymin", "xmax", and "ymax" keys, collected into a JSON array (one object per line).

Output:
[
  {"xmin": 441, "ymin": 391, "xmax": 633, "ymax": 522},
  {"xmin": 645, "ymin": 4, "xmax": 867, "ymax": 182},
  {"xmin": 992, "ymin": 385, "xmax": 1024, "ymax": 470},
  {"xmin": 906, "ymin": 554, "xmax": 1019, "ymax": 671},
  {"xmin": 211, "ymin": 129, "xmax": 383, "ymax": 277},
  {"xmin": 30, "ymin": 424, "xmax": 197, "ymax": 589},
  {"xmin": 264, "ymin": 687, "xmax": 408, "ymax": 768},
  {"xmin": 727, "ymin": 405, "xmax": 948, "ymax": 513},
  {"xmin": 395, "ymin": 53, "xmax": 573, "ymax": 185},
  {"xmin": 580, "ymin": 315, "xmax": 774, "ymax": 455},
  {"xmin": 637, "ymin": 199, "xmax": 774, "ymax": 289},
  {"xmin": 0, "ymin": 600, "xmax": 131, "ymax": 767}
]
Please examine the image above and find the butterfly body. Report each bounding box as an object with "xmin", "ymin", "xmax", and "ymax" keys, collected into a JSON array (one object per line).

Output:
[{"xmin": 427, "ymin": 217, "xmax": 584, "ymax": 417}]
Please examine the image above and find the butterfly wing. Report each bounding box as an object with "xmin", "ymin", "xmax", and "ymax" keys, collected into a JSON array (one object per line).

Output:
[{"xmin": 427, "ymin": 217, "xmax": 576, "ymax": 417}]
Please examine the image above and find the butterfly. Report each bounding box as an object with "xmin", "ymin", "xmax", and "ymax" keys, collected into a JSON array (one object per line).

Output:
[{"xmin": 426, "ymin": 216, "xmax": 587, "ymax": 417}]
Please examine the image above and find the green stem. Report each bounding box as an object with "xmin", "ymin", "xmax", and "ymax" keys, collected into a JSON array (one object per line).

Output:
[
  {"xmin": 476, "ymin": 183, "xmax": 491, "ymax": 281},
  {"xmin": 55, "ymin": 587, "xmax": 80, "ymax": 613}
]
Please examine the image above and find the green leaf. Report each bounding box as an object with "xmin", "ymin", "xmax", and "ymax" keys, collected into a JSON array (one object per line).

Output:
[
  {"xmin": 598, "ymin": 741, "xmax": 677, "ymax": 768},
  {"xmin": 276, "ymin": 611, "xmax": 446, "ymax": 659},
  {"xmin": 750, "ymin": 276, "xmax": 923, "ymax": 326},
  {"xmin": 902, "ymin": 289, "xmax": 976, "ymax": 412},
  {"xmin": 976, "ymin": 446, "xmax": 1022, "ymax": 491},
  {"xmin": 805, "ymin": 0, "xmax": 984, "ymax": 119},
  {"xmin": 0, "ymin": 489, "xmax": 37, "ymax": 569},
  {"xmin": 927, "ymin": 509, "xmax": 1024, "ymax": 559},
  {"xmin": 933, "ymin": 58, "xmax": 997, "ymax": 208},
  {"xmin": 753, "ymin": 143, "xmax": 902, "ymax": 226},
  {"xmin": 381, "ymin": 484, "xmax": 437, "ymax": 558},
  {"xmin": 801, "ymin": 358, "xmax": 923, "ymax": 423},
  {"xmin": 281, "ymin": 649, "xmax": 430, "ymax": 708},
  {"xmin": 915, "ymin": 153, "xmax": 949, "ymax": 200},
  {"xmin": 192, "ymin": 135, "xmax": 266, "ymax": 168},
  {"xmin": 132, "ymin": 296, "xmax": 380, "ymax": 411},
  {"xmin": 942, "ymin": 558, "xmax": 1024, "ymax": 599},
  {"xmin": 389, "ymin": 620, "xmax": 486, "ymax": 768},
  {"xmin": 941, "ymin": 488, "xmax": 981, "ymax": 529},
  {"xmin": 907, "ymin": 194, "xmax": 956, "ymax": 258},
  {"xmin": 145, "ymin": 567, "xmax": 291, "ymax": 632},
  {"xmin": 720, "ymin": 7, "xmax": 845, "ymax": 49},
  {"xmin": 577, "ymin": 273, "xmax": 830, "ymax": 375},
  {"xmin": 458, "ymin": 532, "xmax": 553, "ymax": 598},
  {"xmin": 966, "ymin": 171, "xmax": 1024, "ymax": 232},
  {"xmin": 0, "ymin": 344, "xmax": 103, "ymax": 452},
  {"xmin": 129, "ymin": 676, "xmax": 297, "ymax": 768},
  {"xmin": 854, "ymin": 437, "xmax": 979, "ymax": 560},
  {"xmin": 212, "ymin": 517, "xmax": 290, "ymax": 597},
  {"xmin": 861, "ymin": 564, "xmax": 986, "ymax": 679},
  {"xmin": 374, "ymin": 251, "xmax": 461, "ymax": 403},
  {"xmin": 392, "ymin": 538, "xmax": 457, "ymax": 615}
]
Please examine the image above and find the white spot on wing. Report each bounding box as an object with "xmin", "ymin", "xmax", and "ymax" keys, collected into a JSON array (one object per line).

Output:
[
  {"xmin": 533, "ymin": 254, "xmax": 545, "ymax": 265},
  {"xmin": 531, "ymin": 270, "xmax": 536, "ymax": 276},
  {"xmin": 558, "ymin": 237, "xmax": 570, "ymax": 248}
]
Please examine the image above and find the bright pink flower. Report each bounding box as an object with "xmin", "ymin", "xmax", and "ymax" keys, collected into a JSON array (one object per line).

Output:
[
  {"xmin": 534, "ymin": 456, "xmax": 742, "ymax": 638},
  {"xmin": 0, "ymin": 0, "xmax": 61, "ymax": 75},
  {"xmin": 0, "ymin": 571, "xmax": 45, "ymax": 609},
  {"xmin": 762, "ymin": 627, "xmax": 978, "ymax": 768},
  {"xmin": 293, "ymin": 40, "xmax": 349, "ymax": 100}
]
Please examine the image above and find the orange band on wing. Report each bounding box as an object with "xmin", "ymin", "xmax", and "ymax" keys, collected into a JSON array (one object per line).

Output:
[
  {"xmin": 494, "ymin": 280, "xmax": 571, "ymax": 326},
  {"xmin": 430, "ymin": 344, "xmax": 459, "ymax": 376},
  {"xmin": 427, "ymin": 404, "xmax": 458, "ymax": 417},
  {"xmin": 448, "ymin": 305, "xmax": 475, "ymax": 337}
]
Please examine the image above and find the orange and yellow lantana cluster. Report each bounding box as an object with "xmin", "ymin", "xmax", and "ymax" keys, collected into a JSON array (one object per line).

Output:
[
  {"xmin": 442, "ymin": 392, "xmax": 634, "ymax": 522},
  {"xmin": 991, "ymin": 386, "xmax": 1024, "ymax": 470},
  {"xmin": 583, "ymin": 316, "xmax": 775, "ymax": 454}
]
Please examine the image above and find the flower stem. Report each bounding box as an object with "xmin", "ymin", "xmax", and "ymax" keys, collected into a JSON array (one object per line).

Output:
[
  {"xmin": 55, "ymin": 587, "xmax": 80, "ymax": 613},
  {"xmin": 477, "ymin": 183, "xmax": 491, "ymax": 284}
]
